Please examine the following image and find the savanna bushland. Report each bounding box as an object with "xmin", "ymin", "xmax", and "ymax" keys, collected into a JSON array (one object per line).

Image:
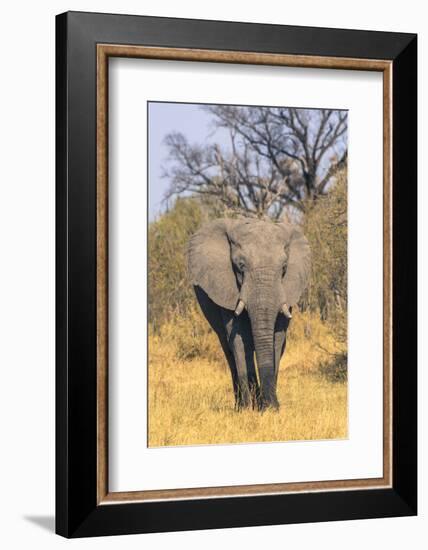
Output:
[{"xmin": 148, "ymin": 106, "xmax": 348, "ymax": 446}]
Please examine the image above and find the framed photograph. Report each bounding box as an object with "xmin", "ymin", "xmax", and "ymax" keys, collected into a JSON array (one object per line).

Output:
[{"xmin": 56, "ymin": 11, "xmax": 417, "ymax": 537}]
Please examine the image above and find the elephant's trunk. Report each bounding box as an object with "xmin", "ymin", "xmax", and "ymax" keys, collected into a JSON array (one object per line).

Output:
[
  {"xmin": 252, "ymin": 321, "xmax": 277, "ymax": 410},
  {"xmin": 246, "ymin": 268, "xmax": 281, "ymax": 410}
]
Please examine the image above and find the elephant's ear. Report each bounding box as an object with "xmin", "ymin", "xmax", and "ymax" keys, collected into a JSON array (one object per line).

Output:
[
  {"xmin": 187, "ymin": 219, "xmax": 239, "ymax": 311},
  {"xmin": 281, "ymin": 224, "xmax": 311, "ymax": 307}
]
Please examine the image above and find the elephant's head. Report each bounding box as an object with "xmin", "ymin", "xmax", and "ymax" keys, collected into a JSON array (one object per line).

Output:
[{"xmin": 188, "ymin": 218, "xmax": 311, "ymax": 409}]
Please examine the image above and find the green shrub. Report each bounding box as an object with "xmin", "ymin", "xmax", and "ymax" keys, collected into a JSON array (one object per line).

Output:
[
  {"xmin": 148, "ymin": 197, "xmax": 208, "ymax": 329},
  {"xmin": 303, "ymin": 167, "xmax": 347, "ymax": 326},
  {"xmin": 318, "ymin": 351, "xmax": 348, "ymax": 383}
]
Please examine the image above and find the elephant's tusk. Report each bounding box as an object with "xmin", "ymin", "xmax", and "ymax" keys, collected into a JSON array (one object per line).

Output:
[
  {"xmin": 234, "ymin": 300, "xmax": 245, "ymax": 316},
  {"xmin": 282, "ymin": 303, "xmax": 292, "ymax": 319}
]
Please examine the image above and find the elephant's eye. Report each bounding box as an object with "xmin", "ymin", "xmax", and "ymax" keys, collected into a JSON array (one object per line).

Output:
[
  {"xmin": 282, "ymin": 262, "xmax": 288, "ymax": 276},
  {"xmin": 237, "ymin": 259, "xmax": 246, "ymax": 272}
]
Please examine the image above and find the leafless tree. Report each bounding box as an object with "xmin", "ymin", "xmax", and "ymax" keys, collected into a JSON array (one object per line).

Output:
[{"xmin": 163, "ymin": 105, "xmax": 347, "ymax": 218}]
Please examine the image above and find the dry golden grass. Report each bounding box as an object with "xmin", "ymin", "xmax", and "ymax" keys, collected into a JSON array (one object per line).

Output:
[{"xmin": 148, "ymin": 310, "xmax": 347, "ymax": 447}]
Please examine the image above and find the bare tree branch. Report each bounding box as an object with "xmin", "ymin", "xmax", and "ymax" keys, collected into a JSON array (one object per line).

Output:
[{"xmin": 163, "ymin": 106, "xmax": 347, "ymax": 218}]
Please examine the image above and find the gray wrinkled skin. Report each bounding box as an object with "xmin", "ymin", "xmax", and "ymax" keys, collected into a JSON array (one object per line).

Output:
[{"xmin": 188, "ymin": 218, "xmax": 311, "ymax": 411}]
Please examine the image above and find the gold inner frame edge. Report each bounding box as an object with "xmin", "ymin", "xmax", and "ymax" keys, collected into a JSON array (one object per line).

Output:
[{"xmin": 96, "ymin": 44, "xmax": 393, "ymax": 504}]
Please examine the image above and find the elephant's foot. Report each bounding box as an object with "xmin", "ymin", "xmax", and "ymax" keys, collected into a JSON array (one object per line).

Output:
[
  {"xmin": 234, "ymin": 383, "xmax": 256, "ymax": 411},
  {"xmin": 249, "ymin": 383, "xmax": 260, "ymax": 410},
  {"xmin": 257, "ymin": 395, "xmax": 280, "ymax": 412},
  {"xmin": 235, "ymin": 396, "xmax": 251, "ymax": 411}
]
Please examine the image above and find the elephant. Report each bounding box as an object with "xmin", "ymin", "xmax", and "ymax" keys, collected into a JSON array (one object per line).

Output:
[{"xmin": 187, "ymin": 217, "xmax": 311, "ymax": 411}]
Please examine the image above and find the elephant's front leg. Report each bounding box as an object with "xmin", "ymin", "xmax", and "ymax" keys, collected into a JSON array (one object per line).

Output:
[{"xmin": 222, "ymin": 310, "xmax": 258, "ymax": 410}]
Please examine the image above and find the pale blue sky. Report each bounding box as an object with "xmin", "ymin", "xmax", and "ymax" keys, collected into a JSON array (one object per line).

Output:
[{"xmin": 148, "ymin": 102, "xmax": 228, "ymax": 220}]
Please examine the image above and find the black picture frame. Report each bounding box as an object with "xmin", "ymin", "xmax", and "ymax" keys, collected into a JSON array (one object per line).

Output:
[{"xmin": 56, "ymin": 11, "xmax": 417, "ymax": 538}]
